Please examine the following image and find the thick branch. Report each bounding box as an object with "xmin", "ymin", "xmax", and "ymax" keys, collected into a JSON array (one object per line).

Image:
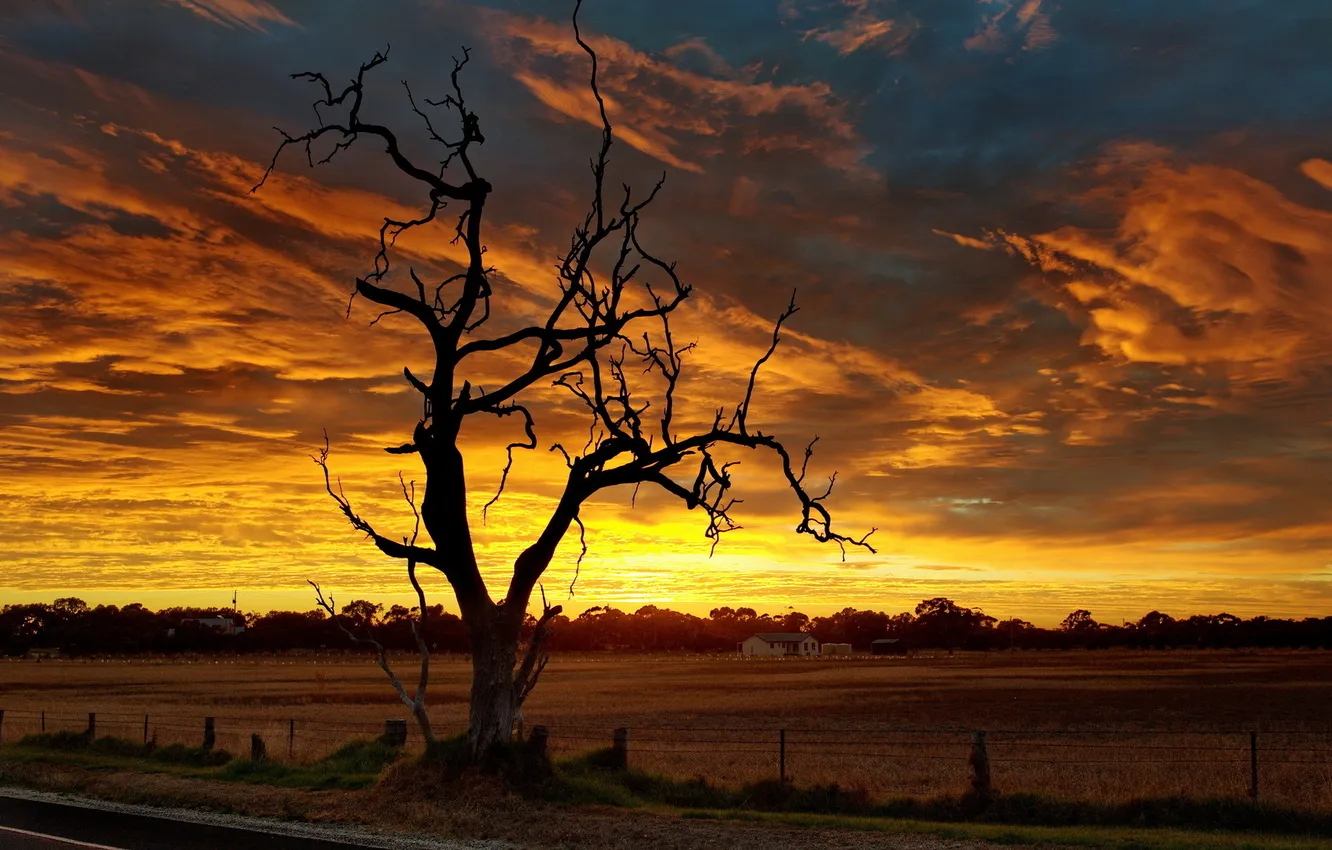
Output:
[{"xmin": 312, "ymin": 433, "xmax": 451, "ymax": 574}]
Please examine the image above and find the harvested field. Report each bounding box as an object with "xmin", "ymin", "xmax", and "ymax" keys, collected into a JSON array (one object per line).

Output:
[{"xmin": 1, "ymin": 649, "xmax": 1330, "ymax": 810}]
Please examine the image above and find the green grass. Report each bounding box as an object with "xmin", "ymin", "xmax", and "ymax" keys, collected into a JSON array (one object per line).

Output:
[
  {"xmin": 219, "ymin": 738, "xmax": 402, "ymax": 790},
  {"xmin": 5, "ymin": 733, "xmax": 398, "ymax": 790},
  {"xmin": 16, "ymin": 732, "xmax": 232, "ymax": 767},
  {"xmin": 1, "ymin": 740, "xmax": 218, "ymax": 780},
  {"xmin": 543, "ymin": 756, "xmax": 1332, "ymax": 840}
]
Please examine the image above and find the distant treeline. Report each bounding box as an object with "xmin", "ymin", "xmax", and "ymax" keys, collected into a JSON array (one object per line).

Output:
[{"xmin": 2, "ymin": 597, "xmax": 1330, "ymax": 657}]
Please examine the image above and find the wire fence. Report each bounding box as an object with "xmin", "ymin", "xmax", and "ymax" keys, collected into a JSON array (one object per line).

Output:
[
  {"xmin": 0, "ymin": 708, "xmax": 389, "ymax": 761},
  {"xmin": 532, "ymin": 722, "xmax": 1332, "ymax": 804},
  {"xmin": 1, "ymin": 707, "xmax": 1329, "ymax": 809}
]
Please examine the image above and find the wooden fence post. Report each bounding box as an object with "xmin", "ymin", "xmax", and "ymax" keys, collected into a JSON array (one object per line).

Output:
[
  {"xmin": 289, "ymin": 719, "xmax": 295, "ymax": 759},
  {"xmin": 383, "ymin": 719, "xmax": 408, "ymax": 748},
  {"xmin": 86, "ymin": 712, "xmax": 96, "ymax": 739},
  {"xmin": 143, "ymin": 714, "xmax": 149, "ymax": 744},
  {"xmin": 251, "ymin": 734, "xmax": 267, "ymax": 763},
  {"xmin": 612, "ymin": 727, "xmax": 629, "ymax": 770},
  {"xmin": 40, "ymin": 710, "xmax": 45, "ymax": 733},
  {"xmin": 203, "ymin": 717, "xmax": 215, "ymax": 751},
  {"xmin": 780, "ymin": 729, "xmax": 787, "ymax": 783},
  {"xmin": 0, "ymin": 709, "xmax": 5, "ymax": 743},
  {"xmin": 969, "ymin": 730, "xmax": 991, "ymax": 798},
  {"xmin": 1249, "ymin": 731, "xmax": 1259, "ymax": 800}
]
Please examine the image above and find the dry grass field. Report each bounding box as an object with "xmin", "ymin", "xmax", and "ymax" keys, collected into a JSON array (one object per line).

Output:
[{"xmin": 1, "ymin": 649, "xmax": 1330, "ymax": 810}]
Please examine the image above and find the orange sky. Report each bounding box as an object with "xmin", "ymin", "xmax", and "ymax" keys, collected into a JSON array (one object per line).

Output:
[{"xmin": 2, "ymin": 0, "xmax": 1331, "ymax": 627}]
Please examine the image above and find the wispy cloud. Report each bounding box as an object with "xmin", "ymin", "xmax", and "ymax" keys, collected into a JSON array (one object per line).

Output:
[
  {"xmin": 797, "ymin": 0, "xmax": 918, "ymax": 56},
  {"xmin": 965, "ymin": 0, "xmax": 1057, "ymax": 53},
  {"xmin": 484, "ymin": 8, "xmax": 873, "ymax": 177},
  {"xmin": 162, "ymin": 0, "xmax": 295, "ymax": 32}
]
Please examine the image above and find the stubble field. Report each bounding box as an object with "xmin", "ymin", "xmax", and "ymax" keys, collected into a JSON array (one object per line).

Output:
[{"xmin": 1, "ymin": 649, "xmax": 1330, "ymax": 810}]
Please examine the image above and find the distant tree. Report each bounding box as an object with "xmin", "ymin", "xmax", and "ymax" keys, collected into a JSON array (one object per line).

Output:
[
  {"xmin": 1137, "ymin": 610, "xmax": 1175, "ymax": 631},
  {"xmin": 914, "ymin": 598, "xmax": 987, "ymax": 649},
  {"xmin": 886, "ymin": 611, "xmax": 916, "ymax": 634},
  {"xmin": 998, "ymin": 618, "xmax": 1034, "ymax": 632},
  {"xmin": 779, "ymin": 611, "xmax": 811, "ymax": 633},
  {"xmin": 52, "ymin": 597, "xmax": 88, "ymax": 615},
  {"xmin": 249, "ymin": 609, "xmax": 337, "ymax": 651},
  {"xmin": 809, "ymin": 607, "xmax": 890, "ymax": 649},
  {"xmin": 6, "ymin": 598, "xmax": 1332, "ymax": 657},
  {"xmin": 1060, "ymin": 609, "xmax": 1099, "ymax": 633},
  {"xmin": 339, "ymin": 600, "xmax": 384, "ymax": 630},
  {"xmin": 996, "ymin": 618, "xmax": 1035, "ymax": 649},
  {"xmin": 915, "ymin": 597, "xmax": 963, "ymax": 619}
]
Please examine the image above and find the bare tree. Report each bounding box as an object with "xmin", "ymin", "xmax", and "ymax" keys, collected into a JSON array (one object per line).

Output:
[{"xmin": 252, "ymin": 1, "xmax": 874, "ymax": 760}]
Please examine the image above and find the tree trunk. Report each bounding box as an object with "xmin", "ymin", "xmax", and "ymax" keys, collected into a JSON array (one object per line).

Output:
[{"xmin": 466, "ymin": 613, "xmax": 520, "ymax": 758}]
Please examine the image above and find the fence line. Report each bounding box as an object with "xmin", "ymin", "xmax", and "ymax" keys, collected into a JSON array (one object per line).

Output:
[{"xmin": 1, "ymin": 706, "xmax": 1329, "ymax": 806}]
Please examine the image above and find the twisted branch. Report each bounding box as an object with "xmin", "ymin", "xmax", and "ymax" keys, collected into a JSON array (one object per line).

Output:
[{"xmin": 309, "ymin": 579, "xmax": 435, "ymax": 744}]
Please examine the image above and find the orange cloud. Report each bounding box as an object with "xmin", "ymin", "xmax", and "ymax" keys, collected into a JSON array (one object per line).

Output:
[
  {"xmin": 802, "ymin": 0, "xmax": 918, "ymax": 56},
  {"xmin": 1301, "ymin": 158, "xmax": 1332, "ymax": 190},
  {"xmin": 0, "ymin": 140, "xmax": 207, "ymax": 233},
  {"xmin": 998, "ymin": 158, "xmax": 1332, "ymax": 377},
  {"xmin": 932, "ymin": 228, "xmax": 994, "ymax": 251}
]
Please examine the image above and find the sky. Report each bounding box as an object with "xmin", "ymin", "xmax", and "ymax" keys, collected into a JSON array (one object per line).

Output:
[{"xmin": 2, "ymin": 0, "xmax": 1331, "ymax": 626}]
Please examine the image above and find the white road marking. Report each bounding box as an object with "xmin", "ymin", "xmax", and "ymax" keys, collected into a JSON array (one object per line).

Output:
[{"xmin": 0, "ymin": 824, "xmax": 126, "ymax": 849}]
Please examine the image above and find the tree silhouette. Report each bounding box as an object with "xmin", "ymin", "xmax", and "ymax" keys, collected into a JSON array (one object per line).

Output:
[
  {"xmin": 339, "ymin": 599, "xmax": 384, "ymax": 630},
  {"xmin": 5, "ymin": 599, "xmax": 1332, "ymax": 657},
  {"xmin": 251, "ymin": 1, "xmax": 873, "ymax": 759},
  {"xmin": 1060, "ymin": 609, "xmax": 1099, "ymax": 633},
  {"xmin": 914, "ymin": 597, "xmax": 988, "ymax": 649}
]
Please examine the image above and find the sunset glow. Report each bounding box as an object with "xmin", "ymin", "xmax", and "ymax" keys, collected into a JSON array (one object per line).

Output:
[{"xmin": 3, "ymin": 0, "xmax": 1331, "ymax": 626}]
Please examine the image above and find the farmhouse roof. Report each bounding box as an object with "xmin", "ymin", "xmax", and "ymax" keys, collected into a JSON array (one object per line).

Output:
[{"xmin": 751, "ymin": 632, "xmax": 815, "ymax": 642}]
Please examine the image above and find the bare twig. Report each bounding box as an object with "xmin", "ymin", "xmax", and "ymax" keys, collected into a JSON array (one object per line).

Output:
[
  {"xmin": 513, "ymin": 585, "xmax": 563, "ymax": 710},
  {"xmin": 309, "ymin": 579, "xmax": 435, "ymax": 744}
]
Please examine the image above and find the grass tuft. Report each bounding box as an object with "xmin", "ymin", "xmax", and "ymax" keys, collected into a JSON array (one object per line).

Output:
[
  {"xmin": 322, "ymin": 738, "xmax": 403, "ymax": 774},
  {"xmin": 18, "ymin": 731, "xmax": 94, "ymax": 751},
  {"xmin": 218, "ymin": 737, "xmax": 402, "ymax": 789},
  {"xmin": 150, "ymin": 743, "xmax": 232, "ymax": 766},
  {"xmin": 18, "ymin": 733, "xmax": 231, "ymax": 767}
]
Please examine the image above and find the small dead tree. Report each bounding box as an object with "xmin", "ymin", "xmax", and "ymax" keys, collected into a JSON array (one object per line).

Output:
[{"xmin": 253, "ymin": 1, "xmax": 874, "ymax": 760}]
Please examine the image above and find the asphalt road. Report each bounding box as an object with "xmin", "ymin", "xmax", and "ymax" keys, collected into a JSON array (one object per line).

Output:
[
  {"xmin": 1, "ymin": 823, "xmax": 126, "ymax": 848},
  {"xmin": 0, "ymin": 793, "xmax": 411, "ymax": 850}
]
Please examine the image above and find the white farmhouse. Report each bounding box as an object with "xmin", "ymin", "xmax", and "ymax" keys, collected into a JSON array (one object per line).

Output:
[
  {"xmin": 739, "ymin": 632, "xmax": 819, "ymax": 657},
  {"xmin": 176, "ymin": 617, "xmax": 246, "ymax": 637}
]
